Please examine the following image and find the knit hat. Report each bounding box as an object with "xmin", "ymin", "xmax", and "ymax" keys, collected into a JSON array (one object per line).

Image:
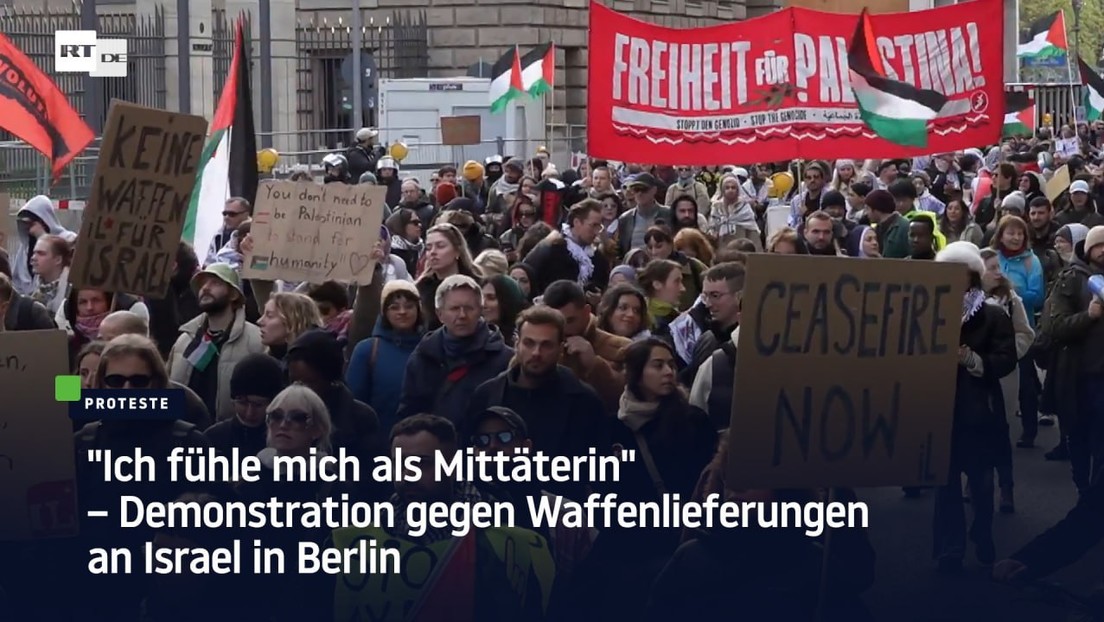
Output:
[
  {"xmin": 191, "ymin": 262, "xmax": 243, "ymax": 299},
  {"xmin": 936, "ymin": 241, "xmax": 986, "ymax": 277},
  {"xmin": 230, "ymin": 353, "xmax": 286, "ymax": 400},
  {"xmin": 1085, "ymin": 225, "xmax": 1104, "ymax": 255},
  {"xmin": 864, "ymin": 189, "xmax": 896, "ymax": 214},
  {"xmin": 610, "ymin": 264, "xmax": 637, "ymax": 284},
  {"xmin": 286, "ymin": 329, "xmax": 344, "ymax": 383},
  {"xmin": 1056, "ymin": 223, "xmax": 1089, "ymax": 245},
  {"xmin": 822, "ymin": 189, "xmax": 847, "ymax": 209},
  {"xmin": 1000, "ymin": 191, "xmax": 1027, "ymax": 214},
  {"xmin": 504, "ymin": 157, "xmax": 525, "ymax": 173},
  {"xmin": 462, "ymin": 160, "xmax": 485, "ymax": 182},
  {"xmin": 1070, "ymin": 179, "xmax": 1091, "ymax": 194},
  {"xmin": 381, "ymin": 279, "xmax": 420, "ymax": 307},
  {"xmin": 435, "ymin": 182, "xmax": 458, "ymax": 206}
]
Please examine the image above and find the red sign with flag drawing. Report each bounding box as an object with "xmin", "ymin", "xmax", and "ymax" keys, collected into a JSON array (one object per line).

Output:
[{"xmin": 586, "ymin": 0, "xmax": 1004, "ymax": 164}]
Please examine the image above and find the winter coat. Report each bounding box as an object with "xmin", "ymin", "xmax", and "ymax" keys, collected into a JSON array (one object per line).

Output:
[
  {"xmin": 950, "ymin": 302, "xmax": 1017, "ymax": 471},
  {"xmin": 204, "ymin": 415, "xmax": 267, "ymax": 459},
  {"xmin": 523, "ymin": 230, "xmax": 611, "ymax": 295},
  {"xmin": 167, "ymin": 307, "xmax": 265, "ymax": 422},
  {"xmin": 561, "ymin": 316, "xmax": 632, "ymax": 415},
  {"xmin": 1043, "ymin": 252, "xmax": 1104, "ymax": 426},
  {"xmin": 346, "ymin": 318, "xmax": 424, "ymax": 432},
  {"xmin": 397, "ymin": 323, "xmax": 513, "ymax": 425},
  {"xmin": 876, "ymin": 212, "xmax": 911, "ymax": 259},
  {"xmin": 12, "ymin": 196, "xmax": 76, "ymax": 295},
  {"xmin": 997, "ymin": 249, "xmax": 1046, "ymax": 326},
  {"xmin": 665, "ymin": 180, "xmax": 712, "ymax": 217},
  {"xmin": 617, "ymin": 206, "xmax": 673, "ymax": 256},
  {"xmin": 2, "ymin": 292, "xmax": 55, "ymax": 331}
]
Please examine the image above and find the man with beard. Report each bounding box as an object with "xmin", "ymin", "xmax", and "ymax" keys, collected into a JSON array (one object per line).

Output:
[
  {"xmin": 465, "ymin": 306, "xmax": 609, "ymax": 495},
  {"xmin": 488, "ymin": 157, "xmax": 525, "ymax": 215},
  {"xmin": 1027, "ymin": 196, "xmax": 1063, "ymax": 289},
  {"xmin": 799, "ymin": 211, "xmax": 839, "ymax": 255},
  {"xmin": 1045, "ymin": 226, "xmax": 1104, "ymax": 494},
  {"xmin": 672, "ymin": 196, "xmax": 707, "ymax": 232},
  {"xmin": 665, "ymin": 165, "xmax": 712, "ymax": 218},
  {"xmin": 787, "ymin": 161, "xmax": 829, "ymax": 227},
  {"xmin": 399, "ymin": 178, "xmax": 435, "ymax": 225},
  {"xmin": 167, "ymin": 263, "xmax": 264, "ymax": 421},
  {"xmin": 346, "ymin": 127, "xmax": 385, "ymax": 181}
]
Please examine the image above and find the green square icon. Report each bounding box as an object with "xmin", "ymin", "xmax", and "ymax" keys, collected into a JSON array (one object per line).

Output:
[{"xmin": 55, "ymin": 375, "xmax": 82, "ymax": 402}]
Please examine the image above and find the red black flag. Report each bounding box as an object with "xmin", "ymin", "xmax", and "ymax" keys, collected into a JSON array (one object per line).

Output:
[{"xmin": 0, "ymin": 33, "xmax": 94, "ymax": 180}]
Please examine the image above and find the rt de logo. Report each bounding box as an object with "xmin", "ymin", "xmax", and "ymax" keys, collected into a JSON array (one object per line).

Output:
[{"xmin": 54, "ymin": 30, "xmax": 128, "ymax": 78}]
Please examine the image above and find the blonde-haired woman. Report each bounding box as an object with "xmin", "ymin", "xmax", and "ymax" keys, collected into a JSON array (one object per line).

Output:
[
  {"xmin": 238, "ymin": 382, "xmax": 335, "ymax": 622},
  {"xmin": 258, "ymin": 292, "xmax": 323, "ymax": 361},
  {"xmin": 473, "ymin": 248, "xmax": 510, "ymax": 278},
  {"xmin": 417, "ymin": 222, "xmax": 483, "ymax": 331}
]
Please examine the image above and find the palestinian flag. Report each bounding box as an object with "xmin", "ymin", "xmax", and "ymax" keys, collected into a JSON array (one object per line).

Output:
[
  {"xmin": 847, "ymin": 10, "xmax": 947, "ymax": 148},
  {"xmin": 521, "ymin": 43, "xmax": 555, "ymax": 97},
  {"xmin": 183, "ymin": 15, "xmax": 258, "ymax": 262},
  {"xmin": 489, "ymin": 47, "xmax": 524, "ymax": 114},
  {"xmin": 1017, "ymin": 11, "xmax": 1069, "ymax": 63},
  {"xmin": 1003, "ymin": 90, "xmax": 1036, "ymax": 137},
  {"xmin": 1079, "ymin": 57, "xmax": 1104, "ymax": 122}
]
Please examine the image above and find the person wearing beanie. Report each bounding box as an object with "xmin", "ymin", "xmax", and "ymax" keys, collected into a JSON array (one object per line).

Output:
[
  {"xmin": 459, "ymin": 160, "xmax": 489, "ymax": 214},
  {"xmin": 434, "ymin": 181, "xmax": 458, "ymax": 210},
  {"xmin": 864, "ymin": 189, "xmax": 910, "ymax": 258},
  {"xmin": 347, "ymin": 280, "xmax": 425, "ymax": 433},
  {"xmin": 287, "ymin": 328, "xmax": 384, "ymax": 469},
  {"xmin": 1055, "ymin": 179, "xmax": 1104, "ymax": 229},
  {"xmin": 609, "ymin": 264, "xmax": 638, "ymax": 287},
  {"xmin": 1046, "ymin": 224, "xmax": 1104, "ymax": 493},
  {"xmin": 1054, "ymin": 222, "xmax": 1089, "ymax": 264},
  {"xmin": 488, "ymin": 157, "xmax": 526, "ymax": 216},
  {"xmin": 204, "ymin": 353, "xmax": 287, "ymax": 458},
  {"xmin": 932, "ymin": 240, "xmax": 1017, "ymax": 572},
  {"xmin": 168, "ymin": 262, "xmax": 265, "ymax": 421}
]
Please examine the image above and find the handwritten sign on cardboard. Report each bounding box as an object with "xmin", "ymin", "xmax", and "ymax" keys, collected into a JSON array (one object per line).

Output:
[
  {"xmin": 0, "ymin": 330, "xmax": 78, "ymax": 540},
  {"xmin": 441, "ymin": 115, "xmax": 481, "ymax": 146},
  {"xmin": 726, "ymin": 254, "xmax": 961, "ymax": 489},
  {"xmin": 242, "ymin": 181, "xmax": 386, "ymax": 284},
  {"xmin": 69, "ymin": 100, "xmax": 207, "ymax": 298}
]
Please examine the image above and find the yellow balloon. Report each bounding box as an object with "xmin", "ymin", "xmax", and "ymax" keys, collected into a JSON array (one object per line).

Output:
[
  {"xmin": 769, "ymin": 171, "xmax": 793, "ymax": 198},
  {"xmin": 257, "ymin": 148, "xmax": 279, "ymax": 173},
  {"xmin": 389, "ymin": 141, "xmax": 409, "ymax": 162}
]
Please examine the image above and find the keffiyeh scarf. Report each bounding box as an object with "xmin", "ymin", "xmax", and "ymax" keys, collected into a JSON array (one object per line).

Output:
[
  {"xmin": 962, "ymin": 288, "xmax": 986, "ymax": 324},
  {"xmin": 561, "ymin": 225, "xmax": 595, "ymax": 286}
]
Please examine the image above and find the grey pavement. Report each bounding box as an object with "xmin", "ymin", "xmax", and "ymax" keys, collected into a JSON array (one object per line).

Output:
[{"xmin": 859, "ymin": 424, "xmax": 1102, "ymax": 621}]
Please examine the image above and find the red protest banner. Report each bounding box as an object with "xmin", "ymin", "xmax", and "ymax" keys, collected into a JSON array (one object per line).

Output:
[{"xmin": 586, "ymin": 0, "xmax": 1004, "ymax": 164}]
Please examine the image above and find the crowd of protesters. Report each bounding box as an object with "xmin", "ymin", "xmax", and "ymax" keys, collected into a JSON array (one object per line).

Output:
[{"xmin": 3, "ymin": 124, "xmax": 1104, "ymax": 621}]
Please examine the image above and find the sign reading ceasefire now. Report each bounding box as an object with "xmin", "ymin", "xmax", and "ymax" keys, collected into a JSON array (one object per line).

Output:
[{"xmin": 726, "ymin": 254, "xmax": 963, "ymax": 489}]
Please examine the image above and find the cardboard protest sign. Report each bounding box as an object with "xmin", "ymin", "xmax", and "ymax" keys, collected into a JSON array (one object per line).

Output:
[
  {"xmin": 441, "ymin": 115, "xmax": 481, "ymax": 146},
  {"xmin": 70, "ymin": 100, "xmax": 207, "ymax": 298},
  {"xmin": 726, "ymin": 254, "xmax": 961, "ymax": 489},
  {"xmin": 1055, "ymin": 137, "xmax": 1080, "ymax": 159},
  {"xmin": 242, "ymin": 181, "xmax": 386, "ymax": 284},
  {"xmin": 1046, "ymin": 164, "xmax": 1070, "ymax": 202},
  {"xmin": 0, "ymin": 330, "xmax": 78, "ymax": 540}
]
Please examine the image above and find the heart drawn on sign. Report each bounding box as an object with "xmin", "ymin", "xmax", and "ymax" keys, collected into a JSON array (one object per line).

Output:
[{"xmin": 349, "ymin": 253, "xmax": 372, "ymax": 275}]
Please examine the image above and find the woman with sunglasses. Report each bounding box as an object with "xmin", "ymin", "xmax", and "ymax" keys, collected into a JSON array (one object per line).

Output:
[
  {"xmin": 237, "ymin": 383, "xmax": 336, "ymax": 622},
  {"xmin": 384, "ymin": 208, "xmax": 426, "ymax": 276}
]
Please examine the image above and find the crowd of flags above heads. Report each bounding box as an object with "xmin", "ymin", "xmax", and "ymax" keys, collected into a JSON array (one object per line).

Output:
[{"xmin": 489, "ymin": 43, "xmax": 556, "ymax": 113}]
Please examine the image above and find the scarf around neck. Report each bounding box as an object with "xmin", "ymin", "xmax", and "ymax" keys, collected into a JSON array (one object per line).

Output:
[
  {"xmin": 962, "ymin": 288, "xmax": 986, "ymax": 324},
  {"xmin": 75, "ymin": 310, "xmax": 109, "ymax": 340},
  {"xmin": 493, "ymin": 176, "xmax": 519, "ymax": 197},
  {"xmin": 618, "ymin": 390, "xmax": 661, "ymax": 431},
  {"xmin": 560, "ymin": 225, "xmax": 595, "ymax": 285}
]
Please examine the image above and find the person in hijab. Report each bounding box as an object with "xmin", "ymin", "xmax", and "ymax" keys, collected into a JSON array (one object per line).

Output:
[
  {"xmin": 709, "ymin": 173, "xmax": 762, "ymax": 247},
  {"xmin": 845, "ymin": 225, "xmax": 881, "ymax": 258},
  {"xmin": 1054, "ymin": 223, "xmax": 1090, "ymax": 266}
]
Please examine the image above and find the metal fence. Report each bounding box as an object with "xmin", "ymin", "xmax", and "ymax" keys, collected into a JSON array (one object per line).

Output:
[
  {"xmin": 0, "ymin": 3, "xmax": 166, "ymax": 196},
  {"xmin": 0, "ymin": 5, "xmax": 430, "ymax": 200}
]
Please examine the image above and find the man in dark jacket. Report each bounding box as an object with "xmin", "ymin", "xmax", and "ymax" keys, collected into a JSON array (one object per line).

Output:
[
  {"xmin": 465, "ymin": 306, "xmax": 609, "ymax": 497},
  {"xmin": 618, "ymin": 173, "xmax": 672, "ymax": 256},
  {"xmin": 287, "ymin": 329, "xmax": 386, "ymax": 499},
  {"xmin": 865, "ymin": 189, "xmax": 910, "ymax": 258},
  {"xmin": 683, "ymin": 262, "xmax": 746, "ymax": 388},
  {"xmin": 398, "ymin": 274, "xmax": 513, "ymax": 425},
  {"xmin": 346, "ymin": 127, "xmax": 384, "ymax": 182},
  {"xmin": 1, "ymin": 272, "xmax": 55, "ymax": 331},
  {"xmin": 1046, "ymin": 226, "xmax": 1104, "ymax": 493},
  {"xmin": 525, "ymin": 199, "xmax": 610, "ymax": 296}
]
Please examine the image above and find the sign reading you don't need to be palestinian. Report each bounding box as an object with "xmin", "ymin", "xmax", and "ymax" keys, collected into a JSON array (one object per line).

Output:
[
  {"xmin": 243, "ymin": 181, "xmax": 385, "ymax": 284},
  {"xmin": 726, "ymin": 254, "xmax": 963, "ymax": 489},
  {"xmin": 586, "ymin": 0, "xmax": 1004, "ymax": 164},
  {"xmin": 70, "ymin": 101, "xmax": 207, "ymax": 298}
]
